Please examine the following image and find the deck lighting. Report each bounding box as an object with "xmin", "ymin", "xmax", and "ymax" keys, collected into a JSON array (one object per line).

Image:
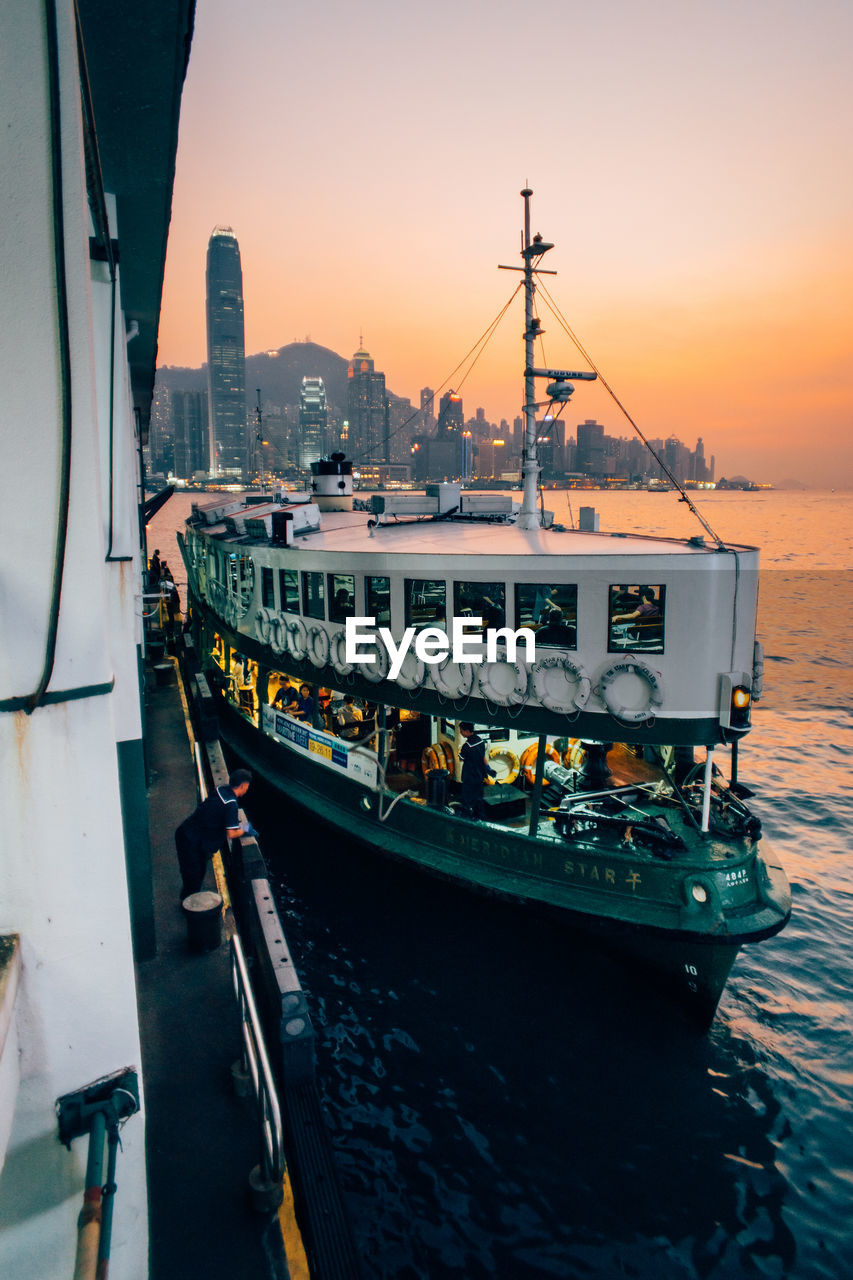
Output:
[{"xmin": 731, "ymin": 686, "xmax": 751, "ymax": 729}]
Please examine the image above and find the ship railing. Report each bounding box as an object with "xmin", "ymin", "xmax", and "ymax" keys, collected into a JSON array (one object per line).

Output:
[
  {"xmin": 191, "ymin": 740, "xmax": 285, "ymax": 1205},
  {"xmin": 230, "ymin": 931, "xmax": 286, "ymax": 1196}
]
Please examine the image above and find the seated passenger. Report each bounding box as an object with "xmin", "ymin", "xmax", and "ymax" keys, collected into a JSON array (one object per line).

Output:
[
  {"xmin": 613, "ymin": 587, "xmax": 660, "ymax": 622},
  {"xmin": 293, "ymin": 683, "xmax": 314, "ymax": 721},
  {"xmin": 272, "ymin": 681, "xmax": 299, "ymax": 713},
  {"xmin": 534, "ymin": 608, "xmax": 576, "ymax": 648},
  {"xmin": 335, "ymin": 695, "xmax": 363, "ymax": 740}
]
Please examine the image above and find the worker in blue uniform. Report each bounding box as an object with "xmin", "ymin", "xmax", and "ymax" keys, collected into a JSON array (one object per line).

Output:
[
  {"xmin": 458, "ymin": 722, "xmax": 496, "ymax": 820},
  {"xmin": 175, "ymin": 768, "xmax": 254, "ymax": 900}
]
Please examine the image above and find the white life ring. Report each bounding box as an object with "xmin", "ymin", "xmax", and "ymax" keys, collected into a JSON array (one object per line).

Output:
[
  {"xmin": 531, "ymin": 654, "xmax": 591, "ymax": 714},
  {"xmin": 394, "ymin": 649, "xmax": 426, "ymax": 692},
  {"xmin": 488, "ymin": 745, "xmax": 520, "ymax": 785},
  {"xmin": 478, "ymin": 657, "xmax": 528, "ymax": 707},
  {"xmin": 430, "ymin": 656, "xmax": 476, "ymax": 699},
  {"xmin": 330, "ymin": 630, "xmax": 354, "ymax": 677},
  {"xmin": 268, "ymin": 612, "xmax": 287, "ymax": 655},
  {"xmin": 307, "ymin": 624, "xmax": 330, "ymax": 669},
  {"xmin": 358, "ymin": 637, "xmax": 390, "ymax": 683},
  {"xmin": 254, "ymin": 607, "xmax": 274, "ymax": 644},
  {"xmin": 286, "ymin": 616, "xmax": 309, "ymax": 661},
  {"xmin": 597, "ymin": 659, "xmax": 663, "ymax": 724}
]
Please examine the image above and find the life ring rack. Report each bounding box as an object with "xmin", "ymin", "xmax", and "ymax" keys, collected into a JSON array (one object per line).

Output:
[
  {"xmin": 531, "ymin": 654, "xmax": 591, "ymax": 714},
  {"xmin": 286, "ymin": 616, "xmax": 309, "ymax": 662},
  {"xmin": 395, "ymin": 651, "xmax": 426, "ymax": 692},
  {"xmin": 478, "ymin": 657, "xmax": 528, "ymax": 707},
  {"xmin": 254, "ymin": 607, "xmax": 275, "ymax": 645},
  {"xmin": 488, "ymin": 745, "xmax": 520, "ymax": 785},
  {"xmin": 307, "ymin": 625, "xmax": 330, "ymax": 669},
  {"xmin": 267, "ymin": 612, "xmax": 287, "ymax": 655},
  {"xmin": 430, "ymin": 657, "xmax": 476, "ymax": 700},
  {"xmin": 359, "ymin": 638, "xmax": 390, "ymax": 684},
  {"xmin": 519, "ymin": 742, "xmax": 560, "ymax": 785},
  {"xmin": 597, "ymin": 659, "xmax": 663, "ymax": 724},
  {"xmin": 330, "ymin": 630, "xmax": 354, "ymax": 677}
]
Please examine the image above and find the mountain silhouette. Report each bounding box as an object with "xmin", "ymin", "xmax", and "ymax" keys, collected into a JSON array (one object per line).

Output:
[{"xmin": 157, "ymin": 341, "xmax": 350, "ymax": 408}]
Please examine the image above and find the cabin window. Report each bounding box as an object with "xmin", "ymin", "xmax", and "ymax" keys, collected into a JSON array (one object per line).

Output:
[
  {"xmin": 302, "ymin": 571, "xmax": 325, "ymax": 620},
  {"xmin": 453, "ymin": 581, "xmax": 506, "ymax": 629},
  {"xmin": 328, "ymin": 573, "xmax": 356, "ymax": 623},
  {"xmin": 279, "ymin": 569, "xmax": 299, "ymax": 613},
  {"xmin": 515, "ymin": 583, "xmax": 577, "ymax": 648},
  {"xmin": 365, "ymin": 575, "xmax": 391, "ymax": 626},
  {"xmin": 404, "ymin": 578, "xmax": 446, "ymax": 631},
  {"xmin": 608, "ymin": 584, "xmax": 665, "ymax": 654},
  {"xmin": 261, "ymin": 566, "xmax": 275, "ymax": 609},
  {"xmin": 229, "ymin": 553, "xmax": 254, "ymax": 617}
]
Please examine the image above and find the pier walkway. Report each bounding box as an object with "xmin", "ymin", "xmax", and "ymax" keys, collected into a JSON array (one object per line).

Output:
[{"xmin": 137, "ymin": 665, "xmax": 295, "ymax": 1279}]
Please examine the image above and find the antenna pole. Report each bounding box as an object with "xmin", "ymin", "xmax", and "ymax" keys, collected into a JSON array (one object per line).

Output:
[
  {"xmin": 255, "ymin": 388, "xmax": 264, "ymax": 490},
  {"xmin": 517, "ymin": 187, "xmax": 541, "ymax": 530}
]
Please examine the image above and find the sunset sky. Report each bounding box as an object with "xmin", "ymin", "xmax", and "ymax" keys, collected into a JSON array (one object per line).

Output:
[{"xmin": 157, "ymin": 0, "xmax": 853, "ymax": 487}]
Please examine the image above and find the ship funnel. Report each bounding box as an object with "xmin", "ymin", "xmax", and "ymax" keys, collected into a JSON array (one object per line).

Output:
[{"xmin": 310, "ymin": 453, "xmax": 354, "ymax": 511}]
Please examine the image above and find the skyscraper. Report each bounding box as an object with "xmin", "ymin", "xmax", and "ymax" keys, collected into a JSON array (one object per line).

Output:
[
  {"xmin": 205, "ymin": 226, "xmax": 247, "ymax": 478},
  {"xmin": 172, "ymin": 389, "xmax": 209, "ymax": 478},
  {"xmin": 347, "ymin": 343, "xmax": 387, "ymax": 462},
  {"xmin": 298, "ymin": 376, "xmax": 327, "ymax": 469}
]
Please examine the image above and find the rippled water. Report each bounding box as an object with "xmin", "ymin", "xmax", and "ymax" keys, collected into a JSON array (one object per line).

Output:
[{"xmin": 152, "ymin": 489, "xmax": 853, "ymax": 1278}]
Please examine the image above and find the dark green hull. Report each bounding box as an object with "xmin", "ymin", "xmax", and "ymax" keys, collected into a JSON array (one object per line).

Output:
[{"xmin": 214, "ymin": 699, "xmax": 789, "ymax": 1027}]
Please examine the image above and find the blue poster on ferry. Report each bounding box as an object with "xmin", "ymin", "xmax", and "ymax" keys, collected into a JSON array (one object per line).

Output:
[{"xmin": 262, "ymin": 705, "xmax": 379, "ymax": 788}]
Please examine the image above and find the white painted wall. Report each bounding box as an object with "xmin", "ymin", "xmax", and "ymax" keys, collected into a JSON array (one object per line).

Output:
[{"xmin": 0, "ymin": 2, "xmax": 148, "ymax": 1274}]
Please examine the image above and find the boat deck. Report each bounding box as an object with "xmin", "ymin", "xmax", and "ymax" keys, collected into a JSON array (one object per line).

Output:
[{"xmin": 138, "ymin": 669, "xmax": 292, "ymax": 1279}]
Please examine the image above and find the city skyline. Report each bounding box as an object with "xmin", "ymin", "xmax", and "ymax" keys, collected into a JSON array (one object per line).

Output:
[{"xmin": 156, "ymin": 0, "xmax": 853, "ymax": 487}]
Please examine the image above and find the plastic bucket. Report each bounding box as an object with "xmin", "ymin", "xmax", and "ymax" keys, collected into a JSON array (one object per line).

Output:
[
  {"xmin": 154, "ymin": 661, "xmax": 174, "ymax": 686},
  {"xmin": 182, "ymin": 891, "xmax": 223, "ymax": 952}
]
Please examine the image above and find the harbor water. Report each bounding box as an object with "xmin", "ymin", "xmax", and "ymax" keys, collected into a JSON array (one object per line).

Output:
[{"xmin": 151, "ymin": 489, "xmax": 853, "ymax": 1278}]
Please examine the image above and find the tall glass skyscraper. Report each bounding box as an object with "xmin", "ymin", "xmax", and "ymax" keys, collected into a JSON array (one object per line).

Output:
[
  {"xmin": 205, "ymin": 226, "xmax": 247, "ymax": 478},
  {"xmin": 299, "ymin": 376, "xmax": 327, "ymax": 469},
  {"xmin": 347, "ymin": 343, "xmax": 387, "ymax": 463}
]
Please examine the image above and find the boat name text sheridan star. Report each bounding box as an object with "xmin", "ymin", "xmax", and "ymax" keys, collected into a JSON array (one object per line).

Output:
[{"xmin": 345, "ymin": 617, "xmax": 536, "ymax": 678}]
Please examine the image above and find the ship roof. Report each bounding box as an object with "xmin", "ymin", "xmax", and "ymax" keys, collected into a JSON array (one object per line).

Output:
[{"xmin": 203, "ymin": 507, "xmax": 756, "ymax": 560}]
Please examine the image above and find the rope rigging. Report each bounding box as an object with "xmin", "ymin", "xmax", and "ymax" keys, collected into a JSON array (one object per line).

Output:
[
  {"xmin": 349, "ymin": 282, "xmax": 523, "ymax": 468},
  {"xmin": 536, "ymin": 280, "xmax": 726, "ymax": 550}
]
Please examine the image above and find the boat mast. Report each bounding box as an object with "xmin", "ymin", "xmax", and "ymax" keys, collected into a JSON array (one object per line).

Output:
[
  {"xmin": 517, "ymin": 188, "xmax": 545, "ymax": 530},
  {"xmin": 507, "ymin": 188, "xmax": 596, "ymax": 529}
]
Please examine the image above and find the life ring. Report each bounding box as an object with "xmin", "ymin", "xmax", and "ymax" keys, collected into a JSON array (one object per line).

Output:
[
  {"xmin": 307, "ymin": 625, "xmax": 330, "ymax": 669},
  {"xmin": 421, "ymin": 744, "xmax": 443, "ymax": 775},
  {"xmin": 254, "ymin": 607, "xmax": 274, "ymax": 644},
  {"xmin": 268, "ymin": 612, "xmax": 287, "ymax": 656},
  {"xmin": 286, "ymin": 616, "xmax": 309, "ymax": 662},
  {"xmin": 520, "ymin": 742, "xmax": 559, "ymax": 785},
  {"xmin": 438, "ymin": 740, "xmax": 456, "ymax": 773},
  {"xmin": 478, "ymin": 657, "xmax": 528, "ymax": 707},
  {"xmin": 488, "ymin": 745, "xmax": 520, "ymax": 785},
  {"xmin": 330, "ymin": 630, "xmax": 354, "ymax": 677},
  {"xmin": 394, "ymin": 649, "xmax": 426, "ymax": 692},
  {"xmin": 562, "ymin": 739, "xmax": 586, "ymax": 770},
  {"xmin": 430, "ymin": 657, "xmax": 475, "ymax": 699},
  {"xmin": 597, "ymin": 659, "xmax": 663, "ymax": 724},
  {"xmin": 359, "ymin": 637, "xmax": 390, "ymax": 684},
  {"xmin": 531, "ymin": 655, "xmax": 591, "ymax": 714}
]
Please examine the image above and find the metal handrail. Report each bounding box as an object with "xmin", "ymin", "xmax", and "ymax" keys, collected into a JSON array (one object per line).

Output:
[{"xmin": 230, "ymin": 932, "xmax": 285, "ymax": 1186}]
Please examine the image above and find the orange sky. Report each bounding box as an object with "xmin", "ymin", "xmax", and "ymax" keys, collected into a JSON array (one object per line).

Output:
[{"xmin": 157, "ymin": 0, "xmax": 853, "ymax": 486}]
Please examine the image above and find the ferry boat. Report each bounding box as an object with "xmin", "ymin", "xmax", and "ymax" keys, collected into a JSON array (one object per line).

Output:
[{"xmin": 180, "ymin": 191, "xmax": 790, "ymax": 1025}]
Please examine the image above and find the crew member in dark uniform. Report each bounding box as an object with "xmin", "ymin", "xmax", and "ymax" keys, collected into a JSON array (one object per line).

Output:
[
  {"xmin": 174, "ymin": 768, "xmax": 253, "ymax": 900},
  {"xmin": 458, "ymin": 722, "xmax": 496, "ymax": 820}
]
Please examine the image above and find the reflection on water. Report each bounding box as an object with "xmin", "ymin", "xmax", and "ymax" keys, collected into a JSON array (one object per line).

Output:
[{"xmin": 151, "ymin": 491, "xmax": 853, "ymax": 1278}]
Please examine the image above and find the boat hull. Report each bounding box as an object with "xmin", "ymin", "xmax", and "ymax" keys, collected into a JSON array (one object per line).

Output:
[{"xmin": 209, "ymin": 696, "xmax": 787, "ymax": 1027}]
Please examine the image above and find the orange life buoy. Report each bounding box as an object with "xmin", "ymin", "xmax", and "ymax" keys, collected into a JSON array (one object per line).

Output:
[
  {"xmin": 520, "ymin": 742, "xmax": 559, "ymax": 785},
  {"xmin": 421, "ymin": 744, "xmax": 443, "ymax": 775}
]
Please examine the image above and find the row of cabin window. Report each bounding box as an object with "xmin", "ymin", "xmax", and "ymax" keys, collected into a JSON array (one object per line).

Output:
[{"xmin": 260, "ymin": 567, "xmax": 666, "ymax": 653}]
